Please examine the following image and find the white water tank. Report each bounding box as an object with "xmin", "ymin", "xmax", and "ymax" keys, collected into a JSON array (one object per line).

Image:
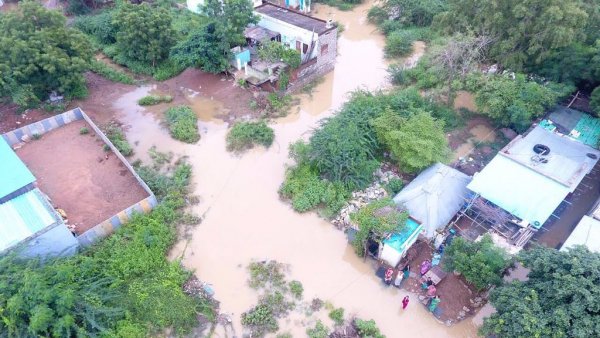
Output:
[{"xmin": 186, "ymin": 0, "xmax": 204, "ymax": 13}]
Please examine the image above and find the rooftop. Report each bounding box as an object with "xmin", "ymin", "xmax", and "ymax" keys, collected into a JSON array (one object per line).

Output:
[
  {"xmin": 0, "ymin": 188, "xmax": 61, "ymax": 252},
  {"xmin": 561, "ymin": 216, "xmax": 600, "ymax": 253},
  {"xmin": 382, "ymin": 217, "xmax": 422, "ymax": 252},
  {"xmin": 255, "ymin": 2, "xmax": 331, "ymax": 34},
  {"xmin": 547, "ymin": 106, "xmax": 600, "ymax": 149},
  {"xmin": 468, "ymin": 126, "xmax": 600, "ymax": 226},
  {"xmin": 244, "ymin": 25, "xmax": 280, "ymax": 41},
  {"xmin": 0, "ymin": 138, "xmax": 35, "ymax": 201},
  {"xmin": 393, "ymin": 163, "xmax": 472, "ymax": 238},
  {"xmin": 500, "ymin": 125, "xmax": 599, "ymax": 190}
]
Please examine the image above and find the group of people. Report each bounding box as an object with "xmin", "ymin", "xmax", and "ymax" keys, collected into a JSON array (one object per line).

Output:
[
  {"xmin": 383, "ymin": 264, "xmax": 410, "ymax": 287},
  {"xmin": 382, "ymin": 260, "xmax": 441, "ymax": 313}
]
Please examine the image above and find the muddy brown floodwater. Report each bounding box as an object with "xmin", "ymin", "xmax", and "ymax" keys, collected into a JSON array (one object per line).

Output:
[{"xmin": 113, "ymin": 1, "xmax": 479, "ymax": 336}]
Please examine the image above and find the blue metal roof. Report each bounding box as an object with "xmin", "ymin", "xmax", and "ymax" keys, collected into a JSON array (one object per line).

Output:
[
  {"xmin": 383, "ymin": 218, "xmax": 423, "ymax": 252},
  {"xmin": 0, "ymin": 138, "xmax": 35, "ymax": 199},
  {"xmin": 0, "ymin": 188, "xmax": 61, "ymax": 252}
]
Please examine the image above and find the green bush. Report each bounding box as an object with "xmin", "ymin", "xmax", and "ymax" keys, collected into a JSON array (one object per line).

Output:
[
  {"xmin": 104, "ymin": 123, "xmax": 133, "ymax": 156},
  {"xmin": 444, "ymin": 234, "xmax": 511, "ymax": 290},
  {"xmin": 288, "ymin": 280, "xmax": 304, "ymax": 299},
  {"xmin": 0, "ymin": 162, "xmax": 214, "ymax": 337},
  {"xmin": 153, "ymin": 59, "xmax": 187, "ymax": 81},
  {"xmin": 138, "ymin": 95, "xmax": 173, "ymax": 106},
  {"xmin": 258, "ymin": 41, "xmax": 301, "ymax": 69},
  {"xmin": 354, "ymin": 318, "xmax": 385, "ymax": 338},
  {"xmin": 89, "ymin": 60, "xmax": 135, "ymax": 85},
  {"xmin": 73, "ymin": 10, "xmax": 117, "ymax": 45},
  {"xmin": 367, "ymin": 6, "xmax": 387, "ymax": 25},
  {"xmin": 226, "ymin": 121, "xmax": 274, "ymax": 152},
  {"xmin": 385, "ymin": 30, "xmax": 416, "ymax": 58},
  {"xmin": 307, "ymin": 320, "xmax": 330, "ymax": 338},
  {"xmin": 385, "ymin": 178, "xmax": 404, "ymax": 195},
  {"xmin": 165, "ymin": 106, "xmax": 200, "ymax": 143},
  {"xmin": 591, "ymin": 86, "xmax": 600, "ymax": 116},
  {"xmin": 329, "ymin": 307, "xmax": 345, "ymax": 326},
  {"xmin": 79, "ymin": 127, "xmax": 89, "ymax": 135}
]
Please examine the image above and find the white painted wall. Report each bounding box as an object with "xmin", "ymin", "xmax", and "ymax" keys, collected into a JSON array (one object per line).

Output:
[{"xmin": 257, "ymin": 13, "xmax": 319, "ymax": 60}]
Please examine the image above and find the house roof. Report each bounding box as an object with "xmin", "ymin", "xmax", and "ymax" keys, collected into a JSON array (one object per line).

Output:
[
  {"xmin": 468, "ymin": 126, "xmax": 600, "ymax": 227},
  {"xmin": 393, "ymin": 163, "xmax": 472, "ymax": 238},
  {"xmin": 0, "ymin": 188, "xmax": 62, "ymax": 252},
  {"xmin": 245, "ymin": 25, "xmax": 280, "ymax": 41},
  {"xmin": 382, "ymin": 217, "xmax": 422, "ymax": 252},
  {"xmin": 0, "ymin": 138, "xmax": 35, "ymax": 200},
  {"xmin": 255, "ymin": 2, "xmax": 331, "ymax": 34},
  {"xmin": 548, "ymin": 106, "xmax": 600, "ymax": 149},
  {"xmin": 561, "ymin": 216, "xmax": 600, "ymax": 253}
]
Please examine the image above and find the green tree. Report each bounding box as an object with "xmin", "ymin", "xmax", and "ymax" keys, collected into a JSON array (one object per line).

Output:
[
  {"xmin": 0, "ymin": 1, "xmax": 92, "ymax": 105},
  {"xmin": 474, "ymin": 73, "xmax": 570, "ymax": 132},
  {"xmin": 481, "ymin": 246, "xmax": 600, "ymax": 338},
  {"xmin": 170, "ymin": 21, "xmax": 231, "ymax": 73},
  {"xmin": 372, "ymin": 110, "xmax": 448, "ymax": 173},
  {"xmin": 436, "ymin": 0, "xmax": 589, "ymax": 70},
  {"xmin": 377, "ymin": 0, "xmax": 448, "ymax": 27},
  {"xmin": 200, "ymin": 0, "xmax": 258, "ymax": 47},
  {"xmin": 444, "ymin": 234, "xmax": 510, "ymax": 290},
  {"xmin": 113, "ymin": 3, "xmax": 175, "ymax": 66}
]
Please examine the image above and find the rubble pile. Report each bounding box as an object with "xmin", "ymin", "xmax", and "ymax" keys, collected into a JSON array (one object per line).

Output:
[{"xmin": 331, "ymin": 164, "xmax": 401, "ymax": 229}]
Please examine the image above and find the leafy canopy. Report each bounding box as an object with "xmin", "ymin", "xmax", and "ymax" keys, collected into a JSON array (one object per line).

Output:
[
  {"xmin": 0, "ymin": 1, "xmax": 92, "ymax": 105},
  {"xmin": 444, "ymin": 234, "xmax": 511, "ymax": 290},
  {"xmin": 200, "ymin": 0, "xmax": 258, "ymax": 47},
  {"xmin": 373, "ymin": 109, "xmax": 448, "ymax": 173},
  {"xmin": 113, "ymin": 3, "xmax": 175, "ymax": 66},
  {"xmin": 170, "ymin": 21, "xmax": 231, "ymax": 73},
  {"xmin": 435, "ymin": 0, "xmax": 589, "ymax": 70},
  {"xmin": 481, "ymin": 246, "xmax": 600, "ymax": 338}
]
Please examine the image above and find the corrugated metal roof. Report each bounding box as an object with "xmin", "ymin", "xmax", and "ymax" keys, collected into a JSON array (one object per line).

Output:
[
  {"xmin": 0, "ymin": 188, "xmax": 61, "ymax": 252},
  {"xmin": 468, "ymin": 155, "xmax": 570, "ymax": 227},
  {"xmin": 561, "ymin": 216, "xmax": 600, "ymax": 253},
  {"xmin": 393, "ymin": 163, "xmax": 472, "ymax": 238},
  {"xmin": 0, "ymin": 138, "xmax": 35, "ymax": 199}
]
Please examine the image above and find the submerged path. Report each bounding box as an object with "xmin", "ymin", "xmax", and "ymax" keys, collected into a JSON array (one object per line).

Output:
[{"xmin": 116, "ymin": 1, "xmax": 480, "ymax": 336}]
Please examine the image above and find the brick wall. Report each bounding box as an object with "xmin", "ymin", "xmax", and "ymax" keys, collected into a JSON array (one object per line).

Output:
[{"xmin": 286, "ymin": 27, "xmax": 338, "ymax": 93}]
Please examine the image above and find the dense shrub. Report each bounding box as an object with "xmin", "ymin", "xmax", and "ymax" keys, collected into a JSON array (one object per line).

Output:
[
  {"xmin": 444, "ymin": 234, "xmax": 511, "ymax": 290},
  {"xmin": 385, "ymin": 178, "xmax": 404, "ymax": 195},
  {"xmin": 165, "ymin": 106, "xmax": 200, "ymax": 143},
  {"xmin": 372, "ymin": 110, "xmax": 449, "ymax": 173},
  {"xmin": 474, "ymin": 74, "xmax": 572, "ymax": 132},
  {"xmin": 329, "ymin": 307, "xmax": 345, "ymax": 326},
  {"xmin": 378, "ymin": 0, "xmax": 448, "ymax": 27},
  {"xmin": 0, "ymin": 163, "xmax": 214, "ymax": 337},
  {"xmin": 307, "ymin": 320, "xmax": 330, "ymax": 338},
  {"xmin": 89, "ymin": 60, "xmax": 135, "ymax": 85},
  {"xmin": 138, "ymin": 95, "xmax": 173, "ymax": 106},
  {"xmin": 226, "ymin": 121, "xmax": 274, "ymax": 152},
  {"xmin": 385, "ymin": 30, "xmax": 416, "ymax": 57},
  {"xmin": 353, "ymin": 318, "xmax": 385, "ymax": 338},
  {"xmin": 591, "ymin": 86, "xmax": 600, "ymax": 116},
  {"xmin": 258, "ymin": 41, "xmax": 301, "ymax": 69},
  {"xmin": 73, "ymin": 10, "xmax": 117, "ymax": 45}
]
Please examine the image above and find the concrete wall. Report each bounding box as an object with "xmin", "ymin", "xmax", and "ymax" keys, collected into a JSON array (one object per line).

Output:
[
  {"xmin": 286, "ymin": 27, "xmax": 337, "ymax": 92},
  {"xmin": 18, "ymin": 223, "xmax": 79, "ymax": 258},
  {"xmin": 257, "ymin": 14, "xmax": 319, "ymax": 60}
]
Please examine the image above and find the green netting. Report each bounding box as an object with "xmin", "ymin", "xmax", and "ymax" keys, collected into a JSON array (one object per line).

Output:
[{"xmin": 571, "ymin": 114, "xmax": 600, "ymax": 149}]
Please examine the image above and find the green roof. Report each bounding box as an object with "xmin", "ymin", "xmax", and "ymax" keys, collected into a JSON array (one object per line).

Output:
[
  {"xmin": 571, "ymin": 114, "xmax": 600, "ymax": 148},
  {"xmin": 0, "ymin": 138, "xmax": 35, "ymax": 199}
]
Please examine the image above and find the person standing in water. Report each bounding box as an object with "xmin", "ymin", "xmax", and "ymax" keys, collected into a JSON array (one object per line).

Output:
[{"xmin": 402, "ymin": 295, "xmax": 410, "ymax": 310}]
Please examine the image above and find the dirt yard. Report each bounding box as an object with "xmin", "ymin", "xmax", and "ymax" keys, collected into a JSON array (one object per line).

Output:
[
  {"xmin": 401, "ymin": 241, "xmax": 485, "ymax": 325},
  {"xmin": 15, "ymin": 120, "xmax": 149, "ymax": 234}
]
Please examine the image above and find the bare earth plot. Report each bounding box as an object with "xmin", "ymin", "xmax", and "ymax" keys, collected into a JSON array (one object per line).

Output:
[{"xmin": 15, "ymin": 119, "xmax": 148, "ymax": 234}]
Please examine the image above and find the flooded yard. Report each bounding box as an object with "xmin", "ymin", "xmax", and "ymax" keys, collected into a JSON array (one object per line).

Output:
[{"xmin": 84, "ymin": 1, "xmax": 479, "ymax": 336}]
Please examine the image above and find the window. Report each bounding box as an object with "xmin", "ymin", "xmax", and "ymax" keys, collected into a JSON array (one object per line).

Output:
[
  {"xmin": 320, "ymin": 44, "xmax": 329, "ymax": 56},
  {"xmin": 303, "ymin": 43, "xmax": 309, "ymax": 54}
]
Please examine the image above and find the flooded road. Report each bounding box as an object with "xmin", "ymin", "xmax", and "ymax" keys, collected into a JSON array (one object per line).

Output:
[{"xmin": 114, "ymin": 1, "xmax": 479, "ymax": 336}]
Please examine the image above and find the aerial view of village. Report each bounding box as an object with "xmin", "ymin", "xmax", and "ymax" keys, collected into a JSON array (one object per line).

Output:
[{"xmin": 1, "ymin": 0, "xmax": 600, "ymax": 337}]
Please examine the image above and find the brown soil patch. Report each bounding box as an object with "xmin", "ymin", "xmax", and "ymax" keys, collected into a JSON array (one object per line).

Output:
[
  {"xmin": 0, "ymin": 105, "xmax": 53, "ymax": 134},
  {"xmin": 401, "ymin": 241, "xmax": 484, "ymax": 324},
  {"xmin": 15, "ymin": 120, "xmax": 149, "ymax": 234},
  {"xmin": 164, "ymin": 68, "xmax": 255, "ymax": 118},
  {"xmin": 453, "ymin": 91, "xmax": 477, "ymax": 112}
]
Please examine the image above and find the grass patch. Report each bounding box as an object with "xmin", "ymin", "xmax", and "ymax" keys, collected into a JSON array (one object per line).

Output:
[
  {"xmin": 104, "ymin": 122, "xmax": 133, "ymax": 156},
  {"xmin": 226, "ymin": 121, "xmax": 274, "ymax": 152},
  {"xmin": 89, "ymin": 59, "xmax": 135, "ymax": 85},
  {"xmin": 164, "ymin": 106, "xmax": 200, "ymax": 143},
  {"xmin": 138, "ymin": 94, "xmax": 174, "ymax": 106}
]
